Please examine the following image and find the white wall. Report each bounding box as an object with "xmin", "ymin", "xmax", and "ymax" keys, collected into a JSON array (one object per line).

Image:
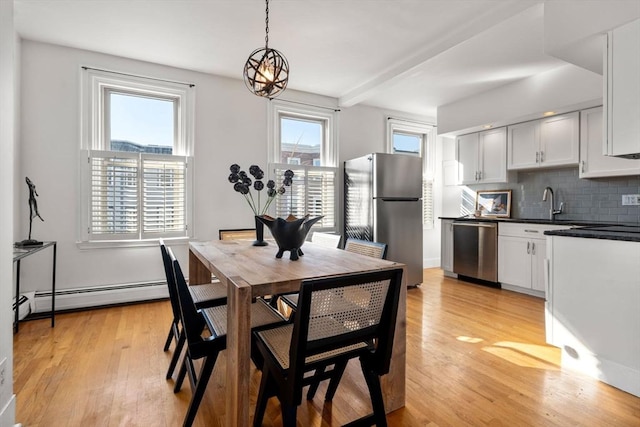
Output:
[
  {"xmin": 0, "ymin": 1, "xmax": 16, "ymax": 425},
  {"xmin": 17, "ymin": 41, "xmax": 438, "ymax": 298},
  {"xmin": 437, "ymin": 64, "xmax": 602, "ymax": 135}
]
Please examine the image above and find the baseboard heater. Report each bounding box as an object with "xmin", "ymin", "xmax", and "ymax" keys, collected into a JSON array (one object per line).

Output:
[{"xmin": 33, "ymin": 281, "xmax": 169, "ymax": 313}]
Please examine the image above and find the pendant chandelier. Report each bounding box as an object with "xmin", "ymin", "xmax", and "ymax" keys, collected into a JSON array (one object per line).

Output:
[{"xmin": 243, "ymin": 0, "xmax": 289, "ymax": 98}]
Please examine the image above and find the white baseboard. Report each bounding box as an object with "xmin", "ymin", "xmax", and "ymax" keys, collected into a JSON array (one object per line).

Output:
[
  {"xmin": 0, "ymin": 394, "xmax": 16, "ymax": 427},
  {"xmin": 33, "ymin": 281, "xmax": 169, "ymax": 313}
]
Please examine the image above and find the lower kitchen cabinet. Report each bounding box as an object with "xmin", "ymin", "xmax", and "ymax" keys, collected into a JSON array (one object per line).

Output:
[
  {"xmin": 498, "ymin": 223, "xmax": 569, "ymax": 297},
  {"xmin": 440, "ymin": 219, "xmax": 455, "ymax": 276}
]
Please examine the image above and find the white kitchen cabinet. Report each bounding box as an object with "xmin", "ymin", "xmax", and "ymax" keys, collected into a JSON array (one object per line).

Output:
[
  {"xmin": 498, "ymin": 223, "xmax": 568, "ymax": 297},
  {"xmin": 605, "ymin": 19, "xmax": 640, "ymax": 159},
  {"xmin": 457, "ymin": 127, "xmax": 508, "ymax": 184},
  {"xmin": 546, "ymin": 235, "xmax": 640, "ymax": 397},
  {"xmin": 507, "ymin": 112, "xmax": 579, "ymax": 170},
  {"xmin": 440, "ymin": 219, "xmax": 455, "ymax": 276},
  {"xmin": 580, "ymin": 106, "xmax": 640, "ymax": 178}
]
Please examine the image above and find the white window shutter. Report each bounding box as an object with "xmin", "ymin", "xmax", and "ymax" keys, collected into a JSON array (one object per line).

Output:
[
  {"xmin": 88, "ymin": 150, "xmax": 140, "ymax": 239},
  {"xmin": 142, "ymin": 154, "xmax": 188, "ymax": 238},
  {"xmin": 423, "ymin": 178, "xmax": 434, "ymax": 229},
  {"xmin": 271, "ymin": 164, "xmax": 337, "ymax": 231}
]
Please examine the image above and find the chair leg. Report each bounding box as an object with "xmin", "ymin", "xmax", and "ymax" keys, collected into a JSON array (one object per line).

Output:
[
  {"xmin": 183, "ymin": 353, "xmax": 218, "ymax": 427},
  {"xmin": 306, "ymin": 367, "xmax": 325, "ymax": 400},
  {"xmin": 253, "ymin": 366, "xmax": 275, "ymax": 427},
  {"xmin": 174, "ymin": 356, "xmax": 188, "ymax": 393},
  {"xmin": 360, "ymin": 360, "xmax": 387, "ymax": 427},
  {"xmin": 166, "ymin": 329, "xmax": 186, "ymax": 379},
  {"xmin": 281, "ymin": 403, "xmax": 297, "ymax": 427},
  {"xmin": 324, "ymin": 360, "xmax": 348, "ymax": 402},
  {"xmin": 164, "ymin": 320, "xmax": 176, "ymax": 351}
]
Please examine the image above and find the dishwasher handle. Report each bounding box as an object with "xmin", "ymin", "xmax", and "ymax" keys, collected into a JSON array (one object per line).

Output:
[{"xmin": 453, "ymin": 222, "xmax": 497, "ymax": 228}]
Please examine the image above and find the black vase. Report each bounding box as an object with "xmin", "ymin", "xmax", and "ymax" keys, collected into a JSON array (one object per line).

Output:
[{"xmin": 253, "ymin": 215, "xmax": 268, "ymax": 247}]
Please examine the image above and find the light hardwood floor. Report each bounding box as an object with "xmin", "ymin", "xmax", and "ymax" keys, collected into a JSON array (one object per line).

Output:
[{"xmin": 14, "ymin": 269, "xmax": 640, "ymax": 426}]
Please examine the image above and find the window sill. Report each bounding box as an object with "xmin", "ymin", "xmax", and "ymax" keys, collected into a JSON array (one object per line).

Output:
[{"xmin": 76, "ymin": 236, "xmax": 191, "ymax": 250}]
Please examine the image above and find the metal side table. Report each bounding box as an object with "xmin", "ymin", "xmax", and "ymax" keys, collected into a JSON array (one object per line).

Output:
[{"xmin": 13, "ymin": 241, "xmax": 57, "ymax": 333}]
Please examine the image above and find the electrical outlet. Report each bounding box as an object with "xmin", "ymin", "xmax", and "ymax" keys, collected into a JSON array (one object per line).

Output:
[{"xmin": 621, "ymin": 195, "xmax": 640, "ymax": 206}]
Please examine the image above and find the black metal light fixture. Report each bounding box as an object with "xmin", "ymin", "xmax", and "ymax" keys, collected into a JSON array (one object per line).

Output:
[{"xmin": 243, "ymin": 0, "xmax": 289, "ymax": 98}]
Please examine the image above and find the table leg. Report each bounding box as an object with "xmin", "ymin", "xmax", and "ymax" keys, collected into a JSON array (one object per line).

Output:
[
  {"xmin": 381, "ymin": 267, "xmax": 407, "ymax": 412},
  {"xmin": 189, "ymin": 249, "xmax": 212, "ymax": 285},
  {"xmin": 14, "ymin": 260, "xmax": 21, "ymax": 333},
  {"xmin": 225, "ymin": 276, "xmax": 252, "ymax": 427},
  {"xmin": 51, "ymin": 243, "xmax": 57, "ymax": 327}
]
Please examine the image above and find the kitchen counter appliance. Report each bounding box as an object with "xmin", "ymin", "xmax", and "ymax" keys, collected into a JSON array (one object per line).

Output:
[{"xmin": 453, "ymin": 220, "xmax": 498, "ymax": 283}]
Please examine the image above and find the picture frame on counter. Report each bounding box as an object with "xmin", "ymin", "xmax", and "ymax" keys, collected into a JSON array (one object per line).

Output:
[{"xmin": 476, "ymin": 190, "xmax": 512, "ymax": 218}]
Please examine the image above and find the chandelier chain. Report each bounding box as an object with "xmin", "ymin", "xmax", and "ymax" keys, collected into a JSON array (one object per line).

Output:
[{"xmin": 264, "ymin": 0, "xmax": 269, "ymax": 48}]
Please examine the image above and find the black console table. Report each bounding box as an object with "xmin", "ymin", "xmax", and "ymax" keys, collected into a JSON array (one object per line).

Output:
[{"xmin": 13, "ymin": 241, "xmax": 57, "ymax": 333}]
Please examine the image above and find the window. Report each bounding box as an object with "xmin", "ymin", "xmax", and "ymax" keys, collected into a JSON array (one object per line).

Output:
[
  {"xmin": 387, "ymin": 118, "xmax": 435, "ymax": 229},
  {"xmin": 268, "ymin": 101, "xmax": 338, "ymax": 231},
  {"xmin": 80, "ymin": 68, "xmax": 194, "ymax": 242}
]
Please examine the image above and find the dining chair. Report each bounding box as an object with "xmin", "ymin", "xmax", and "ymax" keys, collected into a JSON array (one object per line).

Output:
[
  {"xmin": 168, "ymin": 247, "xmax": 287, "ymax": 427},
  {"xmin": 159, "ymin": 240, "xmax": 227, "ymax": 380},
  {"xmin": 280, "ymin": 238, "xmax": 388, "ymax": 313},
  {"xmin": 311, "ymin": 231, "xmax": 341, "ymax": 248},
  {"xmin": 252, "ymin": 268, "xmax": 404, "ymax": 427}
]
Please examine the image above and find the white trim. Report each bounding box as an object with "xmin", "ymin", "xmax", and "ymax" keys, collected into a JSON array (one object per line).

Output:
[
  {"xmin": 268, "ymin": 100, "xmax": 338, "ymax": 168},
  {"xmin": 81, "ymin": 67, "xmax": 194, "ymax": 155}
]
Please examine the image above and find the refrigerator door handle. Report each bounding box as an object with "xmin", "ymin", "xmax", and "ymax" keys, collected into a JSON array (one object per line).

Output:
[{"xmin": 379, "ymin": 197, "xmax": 420, "ymax": 202}]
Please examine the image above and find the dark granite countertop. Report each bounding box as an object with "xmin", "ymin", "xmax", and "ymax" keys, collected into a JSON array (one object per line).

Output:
[
  {"xmin": 439, "ymin": 216, "xmax": 640, "ymax": 241},
  {"xmin": 544, "ymin": 226, "xmax": 640, "ymax": 242},
  {"xmin": 438, "ymin": 216, "xmax": 627, "ymax": 227}
]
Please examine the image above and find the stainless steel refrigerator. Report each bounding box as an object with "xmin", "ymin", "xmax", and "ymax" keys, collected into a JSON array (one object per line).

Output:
[{"xmin": 344, "ymin": 153, "xmax": 423, "ymax": 286}]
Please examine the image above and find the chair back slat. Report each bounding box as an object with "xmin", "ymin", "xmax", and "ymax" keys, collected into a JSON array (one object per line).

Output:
[
  {"xmin": 168, "ymin": 247, "xmax": 206, "ymax": 347},
  {"xmin": 344, "ymin": 238, "xmax": 387, "ymax": 259},
  {"xmin": 159, "ymin": 239, "xmax": 181, "ymax": 320},
  {"xmin": 289, "ymin": 268, "xmax": 403, "ymax": 396}
]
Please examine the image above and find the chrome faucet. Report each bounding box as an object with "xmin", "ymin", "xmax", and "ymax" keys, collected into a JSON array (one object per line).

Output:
[{"xmin": 542, "ymin": 187, "xmax": 564, "ymax": 221}]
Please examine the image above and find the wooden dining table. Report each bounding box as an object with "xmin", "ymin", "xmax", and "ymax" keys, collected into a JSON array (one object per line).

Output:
[{"xmin": 189, "ymin": 239, "xmax": 407, "ymax": 427}]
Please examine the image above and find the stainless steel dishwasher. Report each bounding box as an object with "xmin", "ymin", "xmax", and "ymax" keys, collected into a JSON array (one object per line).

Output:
[{"xmin": 452, "ymin": 221, "xmax": 498, "ymax": 283}]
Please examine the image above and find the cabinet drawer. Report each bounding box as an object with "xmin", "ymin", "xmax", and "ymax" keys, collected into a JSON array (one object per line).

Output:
[{"xmin": 498, "ymin": 222, "xmax": 570, "ymax": 238}]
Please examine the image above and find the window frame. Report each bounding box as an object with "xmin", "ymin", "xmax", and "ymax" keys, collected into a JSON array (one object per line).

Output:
[
  {"xmin": 79, "ymin": 68, "xmax": 194, "ymax": 245},
  {"xmin": 268, "ymin": 101, "xmax": 339, "ymax": 232},
  {"xmin": 386, "ymin": 118, "xmax": 435, "ymax": 229}
]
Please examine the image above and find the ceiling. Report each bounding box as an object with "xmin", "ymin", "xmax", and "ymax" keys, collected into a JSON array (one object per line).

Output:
[{"xmin": 13, "ymin": 0, "xmax": 570, "ymax": 118}]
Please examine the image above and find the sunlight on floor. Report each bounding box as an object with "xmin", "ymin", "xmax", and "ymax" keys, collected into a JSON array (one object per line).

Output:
[
  {"xmin": 456, "ymin": 335, "xmax": 483, "ymax": 344},
  {"xmin": 482, "ymin": 341, "xmax": 561, "ymax": 370}
]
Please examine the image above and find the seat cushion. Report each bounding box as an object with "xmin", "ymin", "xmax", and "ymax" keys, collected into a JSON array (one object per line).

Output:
[
  {"xmin": 202, "ymin": 298, "xmax": 286, "ymax": 338},
  {"xmin": 256, "ymin": 324, "xmax": 368, "ymax": 370}
]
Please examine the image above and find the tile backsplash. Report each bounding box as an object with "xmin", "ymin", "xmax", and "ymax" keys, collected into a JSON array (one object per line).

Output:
[{"xmin": 464, "ymin": 168, "xmax": 640, "ymax": 224}]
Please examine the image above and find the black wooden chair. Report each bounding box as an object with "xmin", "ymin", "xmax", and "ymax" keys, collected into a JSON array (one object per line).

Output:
[
  {"xmin": 252, "ymin": 268, "xmax": 404, "ymax": 427},
  {"xmin": 159, "ymin": 240, "xmax": 228, "ymax": 380},
  {"xmin": 280, "ymin": 238, "xmax": 388, "ymax": 313},
  {"xmin": 168, "ymin": 247, "xmax": 286, "ymax": 427}
]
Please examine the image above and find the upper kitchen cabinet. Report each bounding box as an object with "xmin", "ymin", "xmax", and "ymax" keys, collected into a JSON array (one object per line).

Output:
[
  {"xmin": 457, "ymin": 127, "xmax": 508, "ymax": 185},
  {"xmin": 580, "ymin": 106, "xmax": 640, "ymax": 178},
  {"xmin": 604, "ymin": 19, "xmax": 640, "ymax": 159},
  {"xmin": 507, "ymin": 112, "xmax": 579, "ymax": 170}
]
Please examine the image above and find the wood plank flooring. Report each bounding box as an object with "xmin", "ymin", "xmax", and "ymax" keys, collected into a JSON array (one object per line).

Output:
[{"xmin": 13, "ymin": 269, "xmax": 640, "ymax": 426}]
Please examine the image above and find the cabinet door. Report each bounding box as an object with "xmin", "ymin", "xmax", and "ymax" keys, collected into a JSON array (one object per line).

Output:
[
  {"xmin": 498, "ymin": 236, "xmax": 531, "ymax": 289},
  {"xmin": 540, "ymin": 112, "xmax": 579, "ymax": 167},
  {"xmin": 580, "ymin": 106, "xmax": 640, "ymax": 178},
  {"xmin": 606, "ymin": 19, "xmax": 640, "ymax": 157},
  {"xmin": 457, "ymin": 133, "xmax": 479, "ymax": 184},
  {"xmin": 508, "ymin": 121, "xmax": 539, "ymax": 170},
  {"xmin": 441, "ymin": 220, "xmax": 454, "ymax": 272},
  {"xmin": 530, "ymin": 238, "xmax": 546, "ymax": 293},
  {"xmin": 479, "ymin": 127, "xmax": 507, "ymax": 183}
]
